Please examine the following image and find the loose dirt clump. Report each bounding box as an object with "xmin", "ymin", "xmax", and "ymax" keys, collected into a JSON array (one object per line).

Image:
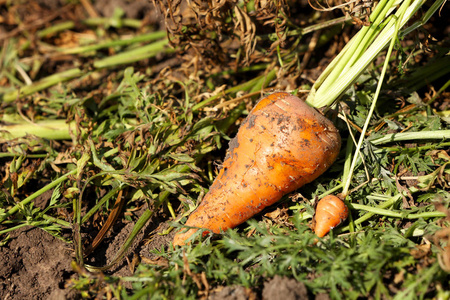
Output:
[
  {"xmin": 262, "ymin": 275, "xmax": 309, "ymax": 300},
  {"xmin": 209, "ymin": 285, "xmax": 257, "ymax": 300},
  {"xmin": 0, "ymin": 227, "xmax": 77, "ymax": 300}
]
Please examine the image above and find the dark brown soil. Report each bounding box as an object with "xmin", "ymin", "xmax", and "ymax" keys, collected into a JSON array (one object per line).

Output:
[
  {"xmin": 84, "ymin": 209, "xmax": 174, "ymax": 276},
  {"xmin": 0, "ymin": 227, "xmax": 77, "ymax": 300},
  {"xmin": 207, "ymin": 276, "xmax": 314, "ymax": 300},
  {"xmin": 262, "ymin": 276, "xmax": 309, "ymax": 300},
  {"xmin": 0, "ymin": 212, "xmax": 174, "ymax": 299}
]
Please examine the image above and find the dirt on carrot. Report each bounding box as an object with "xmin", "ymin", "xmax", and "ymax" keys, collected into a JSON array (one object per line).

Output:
[{"xmin": 173, "ymin": 92, "xmax": 341, "ymax": 246}]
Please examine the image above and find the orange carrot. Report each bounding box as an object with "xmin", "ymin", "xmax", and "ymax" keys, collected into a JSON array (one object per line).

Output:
[
  {"xmin": 173, "ymin": 92, "xmax": 341, "ymax": 246},
  {"xmin": 314, "ymin": 195, "xmax": 348, "ymax": 237}
]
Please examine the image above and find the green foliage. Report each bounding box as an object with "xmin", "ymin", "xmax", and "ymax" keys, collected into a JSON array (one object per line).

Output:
[
  {"xmin": 69, "ymin": 215, "xmax": 448, "ymax": 299},
  {"xmin": 1, "ymin": 0, "xmax": 449, "ymax": 299}
]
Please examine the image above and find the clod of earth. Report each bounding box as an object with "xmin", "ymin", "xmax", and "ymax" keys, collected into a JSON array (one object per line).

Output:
[{"xmin": 173, "ymin": 92, "xmax": 341, "ymax": 246}]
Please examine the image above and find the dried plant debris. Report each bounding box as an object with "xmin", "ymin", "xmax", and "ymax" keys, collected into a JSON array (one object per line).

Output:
[
  {"xmin": 308, "ymin": 0, "xmax": 376, "ymax": 26},
  {"xmin": 153, "ymin": 0, "xmax": 290, "ymax": 66}
]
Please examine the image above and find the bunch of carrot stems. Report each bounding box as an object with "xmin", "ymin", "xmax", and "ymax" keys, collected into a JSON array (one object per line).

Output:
[{"xmin": 306, "ymin": 0, "xmax": 446, "ymax": 108}]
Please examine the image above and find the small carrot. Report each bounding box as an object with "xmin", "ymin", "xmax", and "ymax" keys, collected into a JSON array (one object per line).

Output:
[
  {"xmin": 314, "ymin": 195, "xmax": 348, "ymax": 237},
  {"xmin": 173, "ymin": 92, "xmax": 341, "ymax": 246}
]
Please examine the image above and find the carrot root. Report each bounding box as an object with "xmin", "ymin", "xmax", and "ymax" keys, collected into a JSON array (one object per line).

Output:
[
  {"xmin": 314, "ymin": 195, "xmax": 348, "ymax": 238},
  {"xmin": 174, "ymin": 92, "xmax": 341, "ymax": 246}
]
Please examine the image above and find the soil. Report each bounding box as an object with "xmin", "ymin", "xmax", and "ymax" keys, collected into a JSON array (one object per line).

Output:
[
  {"xmin": 207, "ymin": 275, "xmax": 329, "ymax": 300},
  {"xmin": 262, "ymin": 276, "xmax": 309, "ymax": 300},
  {"xmin": 84, "ymin": 206, "xmax": 174, "ymax": 277},
  {"xmin": 209, "ymin": 285, "xmax": 257, "ymax": 300},
  {"xmin": 0, "ymin": 210, "xmax": 174, "ymax": 299},
  {"xmin": 0, "ymin": 227, "xmax": 77, "ymax": 300}
]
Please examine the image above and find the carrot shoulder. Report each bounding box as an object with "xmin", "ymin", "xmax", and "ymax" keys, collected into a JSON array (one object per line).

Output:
[{"xmin": 173, "ymin": 92, "xmax": 341, "ymax": 246}]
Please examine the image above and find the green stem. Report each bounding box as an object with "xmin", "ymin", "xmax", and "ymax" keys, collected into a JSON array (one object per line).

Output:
[
  {"xmin": 342, "ymin": 0, "xmax": 410, "ymax": 196},
  {"xmin": 307, "ymin": 0, "xmax": 429, "ymax": 108},
  {"xmin": 93, "ymin": 39, "xmax": 171, "ymax": 69},
  {"xmin": 1, "ymin": 68, "xmax": 83, "ymax": 102},
  {"xmin": 59, "ymin": 31, "xmax": 167, "ymax": 55},
  {"xmin": 341, "ymin": 0, "xmax": 396, "ymax": 73},
  {"xmin": 400, "ymin": 0, "xmax": 446, "ymax": 36},
  {"xmin": 370, "ymin": 130, "xmax": 450, "ymax": 145},
  {"xmin": 42, "ymin": 214, "xmax": 71, "ymax": 227},
  {"xmin": 341, "ymin": 135, "xmax": 354, "ymax": 196},
  {"xmin": 82, "ymin": 17, "xmax": 144, "ymax": 28},
  {"xmin": 317, "ymin": 0, "xmax": 395, "ymax": 94},
  {"xmin": 0, "ymin": 169, "xmax": 77, "ymax": 223},
  {"xmin": 340, "ymin": 194, "xmax": 401, "ymax": 231},
  {"xmin": 0, "ymin": 216, "xmax": 70, "ymax": 236},
  {"xmin": 81, "ymin": 185, "xmax": 122, "ymax": 224},
  {"xmin": 0, "ymin": 120, "xmax": 75, "ymax": 142},
  {"xmin": 351, "ymin": 203, "xmax": 446, "ymax": 219},
  {"xmin": 37, "ymin": 21, "xmax": 75, "ymax": 37},
  {"xmin": 374, "ymin": 142, "xmax": 450, "ymax": 154},
  {"xmin": 0, "ymin": 223, "xmax": 30, "ymax": 235}
]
